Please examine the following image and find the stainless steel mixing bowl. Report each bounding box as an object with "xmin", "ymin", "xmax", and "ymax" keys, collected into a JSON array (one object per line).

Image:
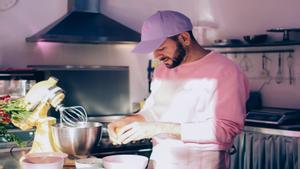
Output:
[{"xmin": 51, "ymin": 122, "xmax": 102, "ymax": 156}]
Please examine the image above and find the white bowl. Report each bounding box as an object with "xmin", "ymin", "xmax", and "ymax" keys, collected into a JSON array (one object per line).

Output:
[
  {"xmin": 21, "ymin": 152, "xmax": 67, "ymax": 169},
  {"xmin": 75, "ymin": 157, "xmax": 104, "ymax": 169},
  {"xmin": 102, "ymin": 154, "xmax": 148, "ymax": 169}
]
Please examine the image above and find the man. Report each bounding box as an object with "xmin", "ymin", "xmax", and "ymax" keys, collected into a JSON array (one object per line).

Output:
[{"xmin": 108, "ymin": 10, "xmax": 249, "ymax": 169}]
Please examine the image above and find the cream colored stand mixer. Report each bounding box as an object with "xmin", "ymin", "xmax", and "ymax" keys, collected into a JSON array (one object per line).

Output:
[{"xmin": 11, "ymin": 77, "xmax": 87, "ymax": 154}]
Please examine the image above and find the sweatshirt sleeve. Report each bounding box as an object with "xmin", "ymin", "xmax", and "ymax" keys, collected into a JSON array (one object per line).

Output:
[
  {"xmin": 135, "ymin": 79, "xmax": 161, "ymax": 122},
  {"xmin": 136, "ymin": 65, "xmax": 163, "ymax": 121},
  {"xmin": 181, "ymin": 66, "xmax": 249, "ymax": 145},
  {"xmin": 136, "ymin": 92, "xmax": 155, "ymax": 121}
]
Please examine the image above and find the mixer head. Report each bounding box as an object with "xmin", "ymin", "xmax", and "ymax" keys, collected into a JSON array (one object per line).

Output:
[
  {"xmin": 11, "ymin": 77, "xmax": 65, "ymax": 130},
  {"xmin": 9, "ymin": 77, "xmax": 89, "ymax": 154}
]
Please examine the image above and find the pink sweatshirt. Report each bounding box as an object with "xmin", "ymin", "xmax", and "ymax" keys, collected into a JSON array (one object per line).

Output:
[{"xmin": 139, "ymin": 51, "xmax": 249, "ymax": 166}]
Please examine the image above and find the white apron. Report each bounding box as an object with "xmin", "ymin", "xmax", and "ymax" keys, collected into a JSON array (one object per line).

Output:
[{"xmin": 148, "ymin": 136, "xmax": 231, "ymax": 169}]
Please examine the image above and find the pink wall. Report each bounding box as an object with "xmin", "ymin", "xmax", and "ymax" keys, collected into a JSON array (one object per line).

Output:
[
  {"xmin": 101, "ymin": 0, "xmax": 300, "ymax": 41},
  {"xmin": 100, "ymin": 0, "xmax": 300, "ymax": 108}
]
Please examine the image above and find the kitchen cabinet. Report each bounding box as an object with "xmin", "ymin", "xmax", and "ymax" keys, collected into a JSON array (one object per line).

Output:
[{"xmin": 230, "ymin": 126, "xmax": 300, "ymax": 169}]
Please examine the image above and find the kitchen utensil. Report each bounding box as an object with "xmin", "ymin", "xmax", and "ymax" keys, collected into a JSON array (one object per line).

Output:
[
  {"xmin": 102, "ymin": 154, "xmax": 149, "ymax": 169},
  {"xmin": 56, "ymin": 104, "xmax": 88, "ymax": 127},
  {"xmin": 239, "ymin": 54, "xmax": 251, "ymax": 72},
  {"xmin": 260, "ymin": 53, "xmax": 270, "ymax": 77},
  {"xmin": 275, "ymin": 53, "xmax": 284, "ymax": 84},
  {"xmin": 243, "ymin": 34, "xmax": 268, "ymax": 44},
  {"xmin": 287, "ymin": 52, "xmax": 295, "ymax": 85},
  {"xmin": 21, "ymin": 152, "xmax": 67, "ymax": 169},
  {"xmin": 51, "ymin": 122, "xmax": 103, "ymax": 156}
]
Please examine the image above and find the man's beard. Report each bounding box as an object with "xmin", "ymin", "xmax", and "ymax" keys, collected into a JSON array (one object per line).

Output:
[{"xmin": 161, "ymin": 41, "xmax": 186, "ymax": 69}]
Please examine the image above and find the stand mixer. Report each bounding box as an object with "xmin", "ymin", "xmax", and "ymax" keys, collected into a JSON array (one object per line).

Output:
[{"xmin": 11, "ymin": 77, "xmax": 88, "ymax": 154}]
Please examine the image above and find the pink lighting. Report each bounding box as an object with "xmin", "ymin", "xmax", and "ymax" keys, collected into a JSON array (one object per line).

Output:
[{"xmin": 33, "ymin": 42, "xmax": 60, "ymax": 59}]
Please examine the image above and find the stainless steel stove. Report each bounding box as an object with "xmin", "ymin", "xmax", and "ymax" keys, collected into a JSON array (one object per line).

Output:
[
  {"xmin": 92, "ymin": 137, "xmax": 152, "ymax": 158},
  {"xmin": 89, "ymin": 119, "xmax": 153, "ymax": 158}
]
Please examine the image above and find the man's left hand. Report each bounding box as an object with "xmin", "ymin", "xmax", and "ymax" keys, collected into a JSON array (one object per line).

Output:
[{"xmin": 117, "ymin": 122, "xmax": 181, "ymax": 144}]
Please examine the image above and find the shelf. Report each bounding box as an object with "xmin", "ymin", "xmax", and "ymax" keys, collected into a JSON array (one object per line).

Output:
[
  {"xmin": 220, "ymin": 49, "xmax": 294, "ymax": 55},
  {"xmin": 203, "ymin": 41, "xmax": 300, "ymax": 48}
]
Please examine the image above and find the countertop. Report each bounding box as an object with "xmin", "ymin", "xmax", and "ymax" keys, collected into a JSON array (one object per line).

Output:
[
  {"xmin": 244, "ymin": 125, "xmax": 300, "ymax": 138},
  {"xmin": 1, "ymin": 125, "xmax": 300, "ymax": 169},
  {"xmin": 0, "ymin": 146, "xmax": 153, "ymax": 169},
  {"xmin": 0, "ymin": 148, "xmax": 155, "ymax": 169}
]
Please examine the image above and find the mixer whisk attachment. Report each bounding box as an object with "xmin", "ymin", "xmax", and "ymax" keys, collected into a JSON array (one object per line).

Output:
[{"xmin": 56, "ymin": 104, "xmax": 88, "ymax": 127}]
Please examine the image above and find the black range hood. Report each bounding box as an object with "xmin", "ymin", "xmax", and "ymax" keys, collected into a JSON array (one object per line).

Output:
[{"xmin": 26, "ymin": 0, "xmax": 140, "ymax": 44}]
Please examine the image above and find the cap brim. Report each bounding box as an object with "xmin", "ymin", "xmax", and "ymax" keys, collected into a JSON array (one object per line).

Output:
[{"xmin": 132, "ymin": 38, "xmax": 166, "ymax": 53}]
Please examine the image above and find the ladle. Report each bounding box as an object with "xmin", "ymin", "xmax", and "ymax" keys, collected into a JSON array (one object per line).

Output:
[
  {"xmin": 287, "ymin": 52, "xmax": 294, "ymax": 85},
  {"xmin": 275, "ymin": 53, "xmax": 284, "ymax": 84}
]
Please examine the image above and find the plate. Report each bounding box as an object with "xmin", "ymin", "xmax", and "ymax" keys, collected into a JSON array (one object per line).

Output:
[{"xmin": 0, "ymin": 0, "xmax": 18, "ymax": 11}]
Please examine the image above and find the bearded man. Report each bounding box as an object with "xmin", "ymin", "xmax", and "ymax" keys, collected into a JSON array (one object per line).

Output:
[{"xmin": 108, "ymin": 10, "xmax": 249, "ymax": 169}]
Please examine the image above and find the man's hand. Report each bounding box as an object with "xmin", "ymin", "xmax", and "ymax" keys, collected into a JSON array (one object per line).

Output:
[
  {"xmin": 107, "ymin": 115, "xmax": 145, "ymax": 145},
  {"xmin": 118, "ymin": 122, "xmax": 181, "ymax": 144},
  {"xmin": 117, "ymin": 122, "xmax": 158, "ymax": 144}
]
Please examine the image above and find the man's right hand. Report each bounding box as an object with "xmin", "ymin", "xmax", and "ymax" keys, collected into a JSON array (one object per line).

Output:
[{"xmin": 107, "ymin": 114, "xmax": 145, "ymax": 145}]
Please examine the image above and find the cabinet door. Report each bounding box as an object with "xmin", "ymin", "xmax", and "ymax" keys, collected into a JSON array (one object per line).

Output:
[{"xmin": 230, "ymin": 131, "xmax": 300, "ymax": 169}]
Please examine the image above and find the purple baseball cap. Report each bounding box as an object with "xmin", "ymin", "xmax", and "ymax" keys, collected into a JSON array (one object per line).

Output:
[{"xmin": 132, "ymin": 10, "xmax": 193, "ymax": 53}]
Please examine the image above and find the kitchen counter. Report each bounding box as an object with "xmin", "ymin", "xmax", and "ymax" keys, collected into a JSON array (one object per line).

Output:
[
  {"xmin": 0, "ymin": 146, "xmax": 153, "ymax": 169},
  {"xmin": 0, "ymin": 135, "xmax": 152, "ymax": 169},
  {"xmin": 0, "ymin": 147, "xmax": 28, "ymax": 169},
  {"xmin": 244, "ymin": 125, "xmax": 300, "ymax": 138},
  {"xmin": 231, "ymin": 125, "xmax": 300, "ymax": 169},
  {"xmin": 2, "ymin": 125, "xmax": 300, "ymax": 169},
  {"xmin": 0, "ymin": 148, "xmax": 155, "ymax": 169}
]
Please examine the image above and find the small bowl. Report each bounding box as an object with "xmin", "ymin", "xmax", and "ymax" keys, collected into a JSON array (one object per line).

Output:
[
  {"xmin": 21, "ymin": 152, "xmax": 67, "ymax": 169},
  {"xmin": 102, "ymin": 154, "xmax": 148, "ymax": 169},
  {"xmin": 243, "ymin": 34, "xmax": 268, "ymax": 44},
  {"xmin": 75, "ymin": 157, "xmax": 104, "ymax": 169}
]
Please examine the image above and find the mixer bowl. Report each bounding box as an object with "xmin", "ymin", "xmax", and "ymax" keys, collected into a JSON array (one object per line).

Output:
[{"xmin": 51, "ymin": 122, "xmax": 102, "ymax": 156}]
